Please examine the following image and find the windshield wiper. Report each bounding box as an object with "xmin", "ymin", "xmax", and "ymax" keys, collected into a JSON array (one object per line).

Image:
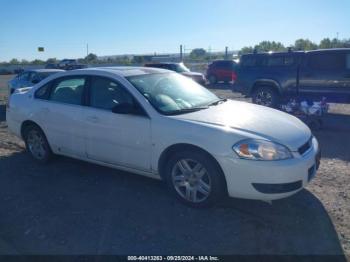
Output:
[
  {"xmin": 207, "ymin": 98, "xmax": 227, "ymax": 106},
  {"xmin": 165, "ymin": 106, "xmax": 209, "ymax": 115}
]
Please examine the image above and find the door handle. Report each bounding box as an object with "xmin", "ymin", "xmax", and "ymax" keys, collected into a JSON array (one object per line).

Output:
[{"xmin": 86, "ymin": 116, "xmax": 99, "ymax": 123}]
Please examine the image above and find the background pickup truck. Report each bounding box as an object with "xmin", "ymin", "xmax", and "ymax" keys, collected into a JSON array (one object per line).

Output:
[{"xmin": 235, "ymin": 48, "xmax": 350, "ymax": 107}]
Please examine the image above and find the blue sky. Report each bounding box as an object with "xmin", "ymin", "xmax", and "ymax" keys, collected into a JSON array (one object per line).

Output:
[{"xmin": 0, "ymin": 0, "xmax": 349, "ymax": 61}]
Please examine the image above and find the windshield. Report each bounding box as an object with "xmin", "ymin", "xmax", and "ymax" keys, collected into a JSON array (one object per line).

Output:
[
  {"xmin": 127, "ymin": 73, "xmax": 218, "ymax": 115},
  {"xmin": 176, "ymin": 63, "xmax": 190, "ymax": 73},
  {"xmin": 37, "ymin": 72, "xmax": 58, "ymax": 80}
]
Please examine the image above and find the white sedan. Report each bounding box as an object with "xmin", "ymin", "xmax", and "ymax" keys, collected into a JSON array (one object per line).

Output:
[{"xmin": 6, "ymin": 67, "xmax": 321, "ymax": 207}]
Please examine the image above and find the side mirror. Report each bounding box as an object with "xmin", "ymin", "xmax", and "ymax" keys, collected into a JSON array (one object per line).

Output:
[
  {"xmin": 32, "ymin": 79, "xmax": 40, "ymax": 84},
  {"xmin": 111, "ymin": 103, "xmax": 135, "ymax": 114}
]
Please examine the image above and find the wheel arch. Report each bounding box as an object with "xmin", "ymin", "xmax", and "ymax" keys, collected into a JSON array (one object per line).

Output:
[
  {"xmin": 251, "ymin": 79, "xmax": 281, "ymax": 95},
  {"xmin": 157, "ymin": 143, "xmax": 228, "ymax": 195},
  {"xmin": 20, "ymin": 120, "xmax": 44, "ymax": 139}
]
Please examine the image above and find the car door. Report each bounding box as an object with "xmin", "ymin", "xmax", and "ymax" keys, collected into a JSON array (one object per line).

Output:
[
  {"xmin": 33, "ymin": 76, "xmax": 87, "ymax": 157},
  {"xmin": 299, "ymin": 51, "xmax": 350, "ymax": 97},
  {"xmin": 83, "ymin": 76, "xmax": 152, "ymax": 171}
]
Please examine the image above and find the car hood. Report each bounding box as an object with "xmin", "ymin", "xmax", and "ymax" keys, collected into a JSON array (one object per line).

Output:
[
  {"xmin": 172, "ymin": 100, "xmax": 311, "ymax": 151},
  {"xmin": 181, "ymin": 72, "xmax": 203, "ymax": 77}
]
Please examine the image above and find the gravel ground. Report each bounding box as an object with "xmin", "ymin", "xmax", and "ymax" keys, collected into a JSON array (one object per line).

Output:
[{"xmin": 0, "ymin": 77, "xmax": 349, "ymax": 257}]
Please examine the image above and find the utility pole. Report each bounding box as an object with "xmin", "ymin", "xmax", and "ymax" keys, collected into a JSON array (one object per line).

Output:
[
  {"xmin": 180, "ymin": 45, "xmax": 183, "ymax": 62},
  {"xmin": 86, "ymin": 43, "xmax": 89, "ymax": 56},
  {"xmin": 225, "ymin": 46, "xmax": 228, "ymax": 59}
]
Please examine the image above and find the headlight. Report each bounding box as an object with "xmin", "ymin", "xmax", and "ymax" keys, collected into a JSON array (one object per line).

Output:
[{"xmin": 233, "ymin": 139, "xmax": 293, "ymax": 161}]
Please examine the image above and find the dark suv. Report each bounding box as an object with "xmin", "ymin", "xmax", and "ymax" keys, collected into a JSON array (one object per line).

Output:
[
  {"xmin": 206, "ymin": 60, "xmax": 237, "ymax": 84},
  {"xmin": 235, "ymin": 49, "xmax": 350, "ymax": 107}
]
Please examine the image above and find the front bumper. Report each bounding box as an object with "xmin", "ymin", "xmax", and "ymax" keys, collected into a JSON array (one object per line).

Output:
[{"xmin": 217, "ymin": 137, "xmax": 320, "ymax": 201}]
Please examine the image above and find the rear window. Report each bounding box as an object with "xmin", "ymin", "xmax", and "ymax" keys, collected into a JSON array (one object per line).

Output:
[
  {"xmin": 308, "ymin": 52, "xmax": 345, "ymax": 70},
  {"xmin": 241, "ymin": 57, "xmax": 257, "ymax": 67},
  {"xmin": 263, "ymin": 56, "xmax": 295, "ymax": 67}
]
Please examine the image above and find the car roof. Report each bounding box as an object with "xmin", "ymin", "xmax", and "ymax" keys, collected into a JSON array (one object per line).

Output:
[
  {"xmin": 145, "ymin": 62, "xmax": 180, "ymax": 65},
  {"xmin": 241, "ymin": 48, "xmax": 350, "ymax": 57},
  {"xmin": 82, "ymin": 66, "xmax": 170, "ymax": 77},
  {"xmin": 26, "ymin": 69, "xmax": 65, "ymax": 73},
  {"xmin": 211, "ymin": 59, "xmax": 235, "ymax": 63}
]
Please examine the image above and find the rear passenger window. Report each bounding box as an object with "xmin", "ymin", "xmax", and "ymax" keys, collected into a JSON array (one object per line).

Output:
[
  {"xmin": 263, "ymin": 56, "xmax": 295, "ymax": 67},
  {"xmin": 267, "ymin": 56, "xmax": 284, "ymax": 66},
  {"xmin": 50, "ymin": 78, "xmax": 85, "ymax": 105},
  {"xmin": 308, "ymin": 53, "xmax": 345, "ymax": 70},
  {"xmin": 284, "ymin": 56, "xmax": 295, "ymax": 66},
  {"xmin": 241, "ymin": 57, "xmax": 257, "ymax": 67}
]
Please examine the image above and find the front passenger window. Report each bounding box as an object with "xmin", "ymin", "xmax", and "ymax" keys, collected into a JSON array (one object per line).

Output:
[{"xmin": 89, "ymin": 77, "xmax": 134, "ymax": 110}]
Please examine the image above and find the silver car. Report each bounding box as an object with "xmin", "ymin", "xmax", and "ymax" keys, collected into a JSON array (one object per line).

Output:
[{"xmin": 8, "ymin": 69, "xmax": 64, "ymax": 95}]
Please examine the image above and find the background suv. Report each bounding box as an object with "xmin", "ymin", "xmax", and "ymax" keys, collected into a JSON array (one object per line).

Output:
[
  {"xmin": 235, "ymin": 48, "xmax": 350, "ymax": 107},
  {"xmin": 206, "ymin": 60, "xmax": 237, "ymax": 84}
]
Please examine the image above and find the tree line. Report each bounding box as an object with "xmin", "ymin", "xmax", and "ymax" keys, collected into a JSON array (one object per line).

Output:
[
  {"xmin": 1, "ymin": 37, "xmax": 349, "ymax": 65},
  {"xmin": 239, "ymin": 38, "xmax": 350, "ymax": 55}
]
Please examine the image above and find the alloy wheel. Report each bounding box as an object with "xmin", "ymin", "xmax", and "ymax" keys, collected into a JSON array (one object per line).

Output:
[
  {"xmin": 171, "ymin": 159, "xmax": 211, "ymax": 203},
  {"xmin": 26, "ymin": 129, "xmax": 47, "ymax": 160}
]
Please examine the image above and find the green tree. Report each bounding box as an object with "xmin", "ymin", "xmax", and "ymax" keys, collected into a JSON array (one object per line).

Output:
[
  {"xmin": 132, "ymin": 56, "xmax": 145, "ymax": 64},
  {"xmin": 85, "ymin": 53, "xmax": 98, "ymax": 63},
  {"xmin": 294, "ymin": 39, "xmax": 318, "ymax": 50},
  {"xmin": 46, "ymin": 58, "xmax": 58, "ymax": 64},
  {"xmin": 319, "ymin": 38, "xmax": 332, "ymax": 49},
  {"xmin": 31, "ymin": 59, "xmax": 45, "ymax": 65},
  {"xmin": 9, "ymin": 58, "xmax": 20, "ymax": 65},
  {"xmin": 254, "ymin": 41, "xmax": 286, "ymax": 52},
  {"xmin": 239, "ymin": 46, "xmax": 254, "ymax": 55},
  {"xmin": 190, "ymin": 48, "xmax": 207, "ymax": 59},
  {"xmin": 20, "ymin": 59, "xmax": 29, "ymax": 65}
]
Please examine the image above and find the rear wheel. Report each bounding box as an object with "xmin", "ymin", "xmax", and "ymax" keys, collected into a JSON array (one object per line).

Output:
[
  {"xmin": 164, "ymin": 150, "xmax": 226, "ymax": 207},
  {"xmin": 252, "ymin": 86, "xmax": 280, "ymax": 108},
  {"xmin": 23, "ymin": 125, "xmax": 52, "ymax": 164},
  {"xmin": 208, "ymin": 75, "xmax": 217, "ymax": 85}
]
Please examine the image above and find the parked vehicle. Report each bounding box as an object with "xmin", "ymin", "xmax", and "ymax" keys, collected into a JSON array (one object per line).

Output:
[
  {"xmin": 236, "ymin": 48, "xmax": 350, "ymax": 107},
  {"xmin": 144, "ymin": 62, "xmax": 206, "ymax": 85},
  {"xmin": 8, "ymin": 69, "xmax": 65, "ymax": 95},
  {"xmin": 206, "ymin": 60, "xmax": 237, "ymax": 84},
  {"xmin": 7, "ymin": 67, "xmax": 320, "ymax": 207},
  {"xmin": 45, "ymin": 59, "xmax": 87, "ymax": 70}
]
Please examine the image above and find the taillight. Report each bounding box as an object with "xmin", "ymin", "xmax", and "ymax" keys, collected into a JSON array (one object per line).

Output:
[{"xmin": 231, "ymin": 71, "xmax": 237, "ymax": 81}]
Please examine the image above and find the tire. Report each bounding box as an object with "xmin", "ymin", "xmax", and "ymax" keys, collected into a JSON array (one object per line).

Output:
[
  {"xmin": 164, "ymin": 150, "xmax": 226, "ymax": 208},
  {"xmin": 252, "ymin": 86, "xmax": 280, "ymax": 108},
  {"xmin": 23, "ymin": 124, "xmax": 52, "ymax": 164},
  {"xmin": 208, "ymin": 75, "xmax": 217, "ymax": 85}
]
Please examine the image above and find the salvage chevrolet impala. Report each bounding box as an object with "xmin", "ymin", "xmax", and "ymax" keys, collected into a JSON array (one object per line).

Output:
[{"xmin": 6, "ymin": 67, "xmax": 321, "ymax": 207}]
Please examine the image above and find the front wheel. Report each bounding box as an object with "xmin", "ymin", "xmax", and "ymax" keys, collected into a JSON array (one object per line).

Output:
[
  {"xmin": 252, "ymin": 86, "xmax": 280, "ymax": 108},
  {"xmin": 164, "ymin": 150, "xmax": 226, "ymax": 207}
]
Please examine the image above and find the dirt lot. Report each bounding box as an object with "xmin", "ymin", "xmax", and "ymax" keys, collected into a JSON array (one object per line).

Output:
[{"xmin": 0, "ymin": 75, "xmax": 349, "ymax": 257}]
